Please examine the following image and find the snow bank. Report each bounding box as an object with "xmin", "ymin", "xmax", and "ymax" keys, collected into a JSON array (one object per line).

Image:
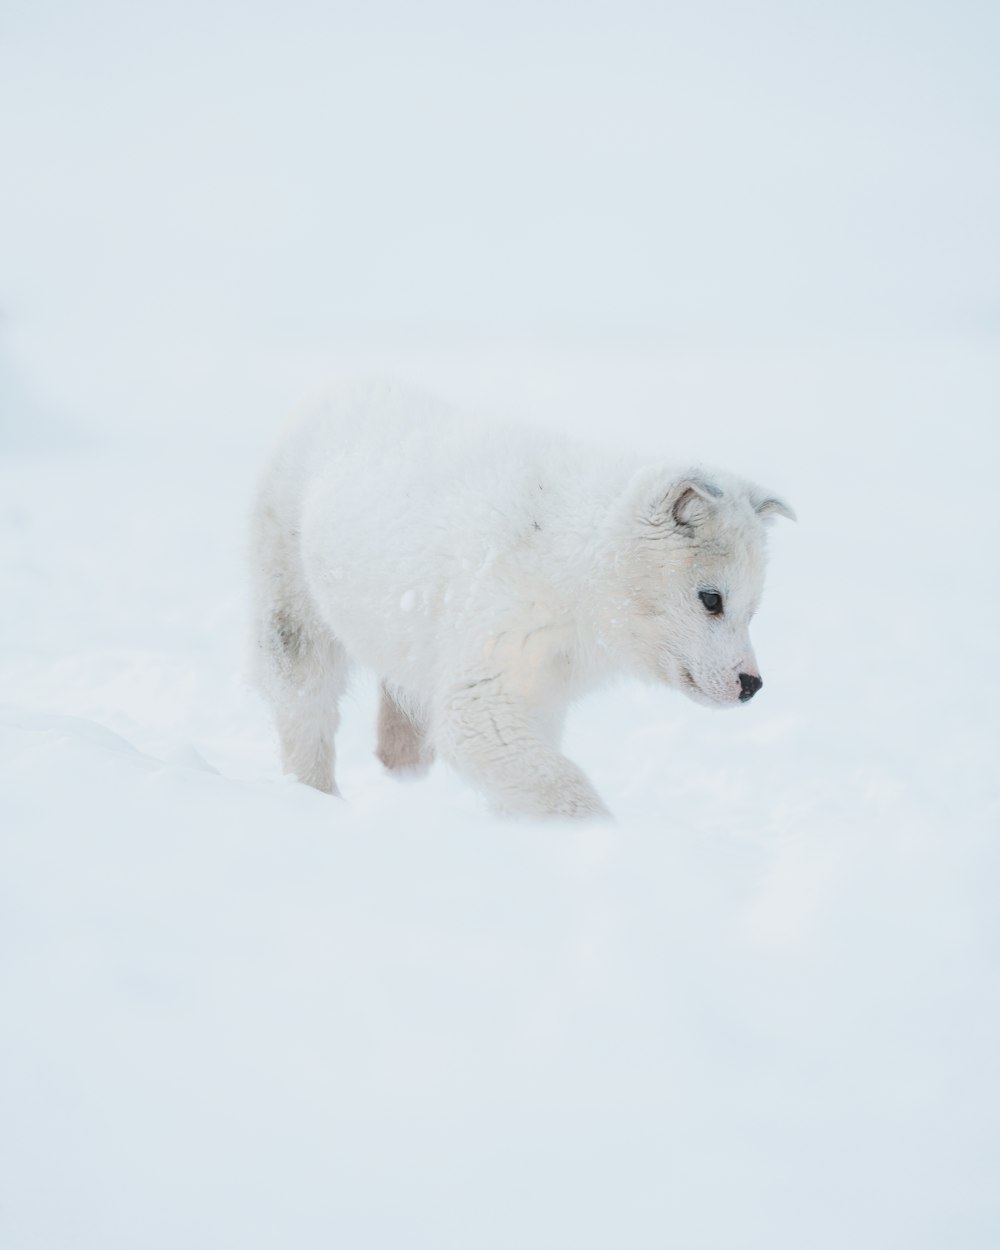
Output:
[{"xmin": 2, "ymin": 341, "xmax": 998, "ymax": 1247}]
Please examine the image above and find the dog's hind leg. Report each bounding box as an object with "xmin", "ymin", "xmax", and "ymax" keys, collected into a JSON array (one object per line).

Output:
[
  {"xmin": 376, "ymin": 683, "xmax": 435, "ymax": 777},
  {"xmin": 260, "ymin": 609, "xmax": 348, "ymax": 794},
  {"xmin": 252, "ymin": 499, "xmax": 349, "ymax": 795}
]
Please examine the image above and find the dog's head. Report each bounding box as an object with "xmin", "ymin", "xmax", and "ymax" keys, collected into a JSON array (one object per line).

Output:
[{"xmin": 613, "ymin": 467, "xmax": 795, "ymax": 706}]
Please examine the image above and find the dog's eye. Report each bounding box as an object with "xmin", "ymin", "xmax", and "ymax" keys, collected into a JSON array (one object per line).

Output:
[{"xmin": 699, "ymin": 590, "xmax": 723, "ymax": 615}]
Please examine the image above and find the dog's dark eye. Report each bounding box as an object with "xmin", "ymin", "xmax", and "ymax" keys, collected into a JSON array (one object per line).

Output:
[{"xmin": 699, "ymin": 590, "xmax": 723, "ymax": 615}]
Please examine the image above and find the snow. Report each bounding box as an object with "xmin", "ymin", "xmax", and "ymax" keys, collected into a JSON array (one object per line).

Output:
[
  {"xmin": 2, "ymin": 1, "xmax": 999, "ymax": 1245},
  {"xmin": 2, "ymin": 342, "xmax": 998, "ymax": 1249}
]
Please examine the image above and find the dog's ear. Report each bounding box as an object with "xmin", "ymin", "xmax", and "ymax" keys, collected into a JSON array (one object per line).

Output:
[
  {"xmin": 627, "ymin": 468, "xmax": 723, "ymax": 534},
  {"xmin": 650, "ymin": 474, "xmax": 723, "ymax": 531},
  {"xmin": 672, "ymin": 476, "xmax": 724, "ymax": 527},
  {"xmin": 751, "ymin": 491, "xmax": 796, "ymax": 523}
]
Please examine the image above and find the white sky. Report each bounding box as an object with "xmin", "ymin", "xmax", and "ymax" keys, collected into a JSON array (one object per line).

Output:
[{"xmin": 1, "ymin": 0, "xmax": 998, "ymax": 431}]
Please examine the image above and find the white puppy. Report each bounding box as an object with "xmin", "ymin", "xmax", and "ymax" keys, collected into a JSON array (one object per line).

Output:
[{"xmin": 251, "ymin": 381, "xmax": 794, "ymax": 818}]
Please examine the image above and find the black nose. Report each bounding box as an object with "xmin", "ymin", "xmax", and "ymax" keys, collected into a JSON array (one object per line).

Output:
[{"xmin": 739, "ymin": 672, "xmax": 763, "ymax": 702}]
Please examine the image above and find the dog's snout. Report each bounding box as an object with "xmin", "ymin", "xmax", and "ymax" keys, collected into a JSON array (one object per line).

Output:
[{"xmin": 738, "ymin": 672, "xmax": 763, "ymax": 702}]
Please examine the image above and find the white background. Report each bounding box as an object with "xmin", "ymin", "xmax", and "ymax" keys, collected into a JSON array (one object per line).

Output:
[{"xmin": 2, "ymin": 3, "xmax": 998, "ymax": 1247}]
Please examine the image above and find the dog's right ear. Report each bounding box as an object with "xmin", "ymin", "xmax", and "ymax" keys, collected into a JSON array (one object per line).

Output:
[{"xmin": 750, "ymin": 490, "xmax": 797, "ymax": 523}]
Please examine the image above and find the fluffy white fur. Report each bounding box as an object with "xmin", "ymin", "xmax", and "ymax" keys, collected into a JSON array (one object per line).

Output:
[{"xmin": 251, "ymin": 381, "xmax": 794, "ymax": 818}]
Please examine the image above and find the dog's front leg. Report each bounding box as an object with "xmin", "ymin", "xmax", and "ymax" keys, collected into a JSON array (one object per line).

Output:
[{"xmin": 436, "ymin": 674, "xmax": 610, "ymax": 820}]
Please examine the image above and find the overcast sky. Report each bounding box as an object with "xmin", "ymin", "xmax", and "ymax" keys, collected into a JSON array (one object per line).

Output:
[{"xmin": 2, "ymin": 0, "xmax": 998, "ymax": 433}]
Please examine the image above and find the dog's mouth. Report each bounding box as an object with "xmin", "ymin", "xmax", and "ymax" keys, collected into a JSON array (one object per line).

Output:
[
  {"xmin": 679, "ymin": 668, "xmax": 713, "ymax": 703},
  {"xmin": 678, "ymin": 667, "xmax": 735, "ymax": 708}
]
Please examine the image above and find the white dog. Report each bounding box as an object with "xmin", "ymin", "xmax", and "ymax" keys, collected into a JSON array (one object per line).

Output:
[{"xmin": 251, "ymin": 381, "xmax": 794, "ymax": 818}]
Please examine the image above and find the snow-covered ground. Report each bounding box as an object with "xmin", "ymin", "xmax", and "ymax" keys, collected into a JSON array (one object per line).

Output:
[
  {"xmin": 2, "ymin": 340, "xmax": 998, "ymax": 1249},
  {"xmin": 3, "ymin": 1, "xmax": 999, "ymax": 1245}
]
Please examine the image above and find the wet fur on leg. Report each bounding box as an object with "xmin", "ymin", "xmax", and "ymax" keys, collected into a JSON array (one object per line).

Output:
[{"xmin": 376, "ymin": 684, "xmax": 435, "ymax": 777}]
